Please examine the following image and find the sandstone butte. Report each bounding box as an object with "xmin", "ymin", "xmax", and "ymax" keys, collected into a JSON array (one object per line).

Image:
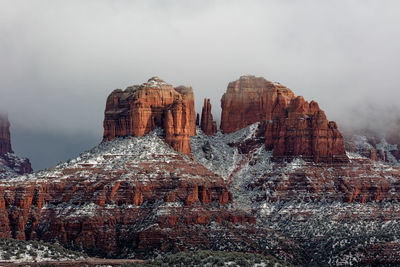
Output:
[
  {"xmin": 103, "ymin": 77, "xmax": 196, "ymax": 155},
  {"xmin": 220, "ymin": 75, "xmax": 348, "ymax": 163},
  {"xmin": 200, "ymin": 98, "xmax": 217, "ymax": 136},
  {"xmin": 0, "ymin": 113, "xmax": 32, "ymax": 175}
]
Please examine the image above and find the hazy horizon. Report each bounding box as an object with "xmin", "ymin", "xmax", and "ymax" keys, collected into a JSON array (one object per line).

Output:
[{"xmin": 1, "ymin": 0, "xmax": 399, "ymax": 170}]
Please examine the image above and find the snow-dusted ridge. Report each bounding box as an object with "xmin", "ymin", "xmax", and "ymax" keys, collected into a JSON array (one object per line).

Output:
[
  {"xmin": 190, "ymin": 123, "xmax": 261, "ymax": 180},
  {"xmin": 1, "ymin": 129, "xmax": 189, "ymax": 184},
  {"xmin": 347, "ymin": 134, "xmax": 400, "ymax": 166},
  {"xmin": 0, "ymin": 152, "xmax": 31, "ymax": 180}
]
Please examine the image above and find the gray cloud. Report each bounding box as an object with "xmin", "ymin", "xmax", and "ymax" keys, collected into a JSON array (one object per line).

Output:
[{"xmin": 1, "ymin": 0, "xmax": 399, "ymax": 170}]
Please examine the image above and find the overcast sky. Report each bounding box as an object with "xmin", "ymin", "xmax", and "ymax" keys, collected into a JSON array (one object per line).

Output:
[{"xmin": 1, "ymin": 0, "xmax": 400, "ymax": 170}]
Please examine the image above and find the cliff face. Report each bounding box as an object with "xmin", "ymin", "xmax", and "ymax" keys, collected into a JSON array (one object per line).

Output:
[
  {"xmin": 103, "ymin": 77, "xmax": 195, "ymax": 155},
  {"xmin": 220, "ymin": 76, "xmax": 348, "ymax": 163},
  {"xmin": 220, "ymin": 76, "xmax": 296, "ymax": 134},
  {"xmin": 200, "ymin": 98, "xmax": 217, "ymax": 136},
  {"xmin": 0, "ymin": 114, "xmax": 32, "ymax": 177},
  {"xmin": 263, "ymin": 97, "xmax": 347, "ymax": 163}
]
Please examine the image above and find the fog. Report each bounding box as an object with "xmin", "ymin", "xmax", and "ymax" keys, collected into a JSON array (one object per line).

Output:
[{"xmin": 1, "ymin": 0, "xmax": 399, "ymax": 170}]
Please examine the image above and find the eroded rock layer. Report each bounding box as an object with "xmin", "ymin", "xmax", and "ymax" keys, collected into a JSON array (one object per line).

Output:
[
  {"xmin": 0, "ymin": 135, "xmax": 255, "ymax": 257},
  {"xmin": 220, "ymin": 76, "xmax": 296, "ymax": 134},
  {"xmin": 200, "ymin": 98, "xmax": 217, "ymax": 136},
  {"xmin": 103, "ymin": 77, "xmax": 195, "ymax": 155},
  {"xmin": 220, "ymin": 76, "xmax": 348, "ymax": 163}
]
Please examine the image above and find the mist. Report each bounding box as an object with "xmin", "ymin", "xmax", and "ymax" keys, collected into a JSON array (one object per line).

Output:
[{"xmin": 1, "ymin": 0, "xmax": 399, "ymax": 170}]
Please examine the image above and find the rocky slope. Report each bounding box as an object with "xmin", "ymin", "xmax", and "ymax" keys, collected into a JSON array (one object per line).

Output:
[
  {"xmin": 103, "ymin": 77, "xmax": 196, "ymax": 155},
  {"xmin": 0, "ymin": 131, "xmax": 259, "ymax": 258},
  {"xmin": 345, "ymin": 133, "xmax": 400, "ymax": 166},
  {"xmin": 221, "ymin": 76, "xmax": 347, "ymax": 163},
  {"xmin": 0, "ymin": 114, "xmax": 32, "ymax": 179},
  {"xmin": 192, "ymin": 124, "xmax": 400, "ymax": 265}
]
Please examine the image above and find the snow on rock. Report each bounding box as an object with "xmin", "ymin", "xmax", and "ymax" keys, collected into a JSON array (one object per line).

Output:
[
  {"xmin": 346, "ymin": 134, "xmax": 400, "ymax": 166},
  {"xmin": 191, "ymin": 124, "xmax": 400, "ymax": 265},
  {"xmin": 190, "ymin": 123, "xmax": 261, "ymax": 180},
  {"xmin": 0, "ymin": 238, "xmax": 86, "ymax": 263},
  {"xmin": 0, "ymin": 129, "xmax": 254, "ymax": 259}
]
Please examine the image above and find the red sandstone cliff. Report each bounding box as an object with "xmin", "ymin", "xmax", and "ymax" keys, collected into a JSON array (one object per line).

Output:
[
  {"xmin": 200, "ymin": 98, "xmax": 217, "ymax": 135},
  {"xmin": 220, "ymin": 76, "xmax": 296, "ymax": 134},
  {"xmin": 220, "ymin": 76, "xmax": 348, "ymax": 163},
  {"xmin": 103, "ymin": 77, "xmax": 196, "ymax": 155}
]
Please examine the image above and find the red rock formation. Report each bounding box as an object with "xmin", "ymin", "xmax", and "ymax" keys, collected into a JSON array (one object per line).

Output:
[
  {"xmin": 200, "ymin": 98, "xmax": 217, "ymax": 135},
  {"xmin": 221, "ymin": 76, "xmax": 348, "ymax": 163},
  {"xmin": 345, "ymin": 135, "xmax": 379, "ymax": 161},
  {"xmin": 263, "ymin": 97, "xmax": 348, "ymax": 163},
  {"xmin": 103, "ymin": 77, "xmax": 196, "ymax": 155},
  {"xmin": 0, "ymin": 114, "xmax": 32, "ymax": 176},
  {"xmin": 0, "ymin": 114, "xmax": 12, "ymax": 155},
  {"xmin": 220, "ymin": 76, "xmax": 296, "ymax": 134}
]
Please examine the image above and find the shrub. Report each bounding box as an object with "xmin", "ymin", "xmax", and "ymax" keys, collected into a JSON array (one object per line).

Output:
[{"xmin": 3, "ymin": 252, "xmax": 11, "ymax": 260}]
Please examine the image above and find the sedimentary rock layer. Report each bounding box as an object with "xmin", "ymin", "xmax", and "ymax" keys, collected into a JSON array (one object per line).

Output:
[
  {"xmin": 103, "ymin": 77, "xmax": 196, "ymax": 155},
  {"xmin": 0, "ymin": 135, "xmax": 254, "ymax": 257},
  {"xmin": 220, "ymin": 75, "xmax": 348, "ymax": 163}
]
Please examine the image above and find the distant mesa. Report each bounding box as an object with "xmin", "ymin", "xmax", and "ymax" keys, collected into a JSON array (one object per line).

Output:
[
  {"xmin": 0, "ymin": 113, "xmax": 32, "ymax": 177},
  {"xmin": 103, "ymin": 77, "xmax": 196, "ymax": 155},
  {"xmin": 220, "ymin": 75, "xmax": 348, "ymax": 163}
]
